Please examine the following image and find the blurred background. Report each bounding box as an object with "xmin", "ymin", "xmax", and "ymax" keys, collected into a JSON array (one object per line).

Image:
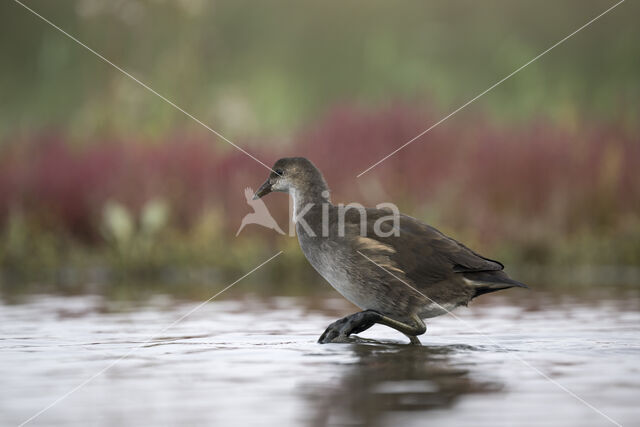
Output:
[
  {"xmin": 2, "ymin": 2, "xmax": 640, "ymax": 426},
  {"xmin": 0, "ymin": 0, "xmax": 638, "ymax": 300}
]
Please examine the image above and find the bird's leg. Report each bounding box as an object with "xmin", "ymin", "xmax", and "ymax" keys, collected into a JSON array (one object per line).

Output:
[
  {"xmin": 318, "ymin": 311, "xmax": 426, "ymax": 345},
  {"xmin": 376, "ymin": 314, "xmax": 426, "ymax": 345},
  {"xmin": 317, "ymin": 310, "xmax": 381, "ymax": 343}
]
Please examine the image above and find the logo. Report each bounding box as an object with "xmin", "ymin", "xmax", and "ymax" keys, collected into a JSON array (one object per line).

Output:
[
  {"xmin": 237, "ymin": 187, "xmax": 401, "ymax": 238},
  {"xmin": 236, "ymin": 187, "xmax": 286, "ymax": 236}
]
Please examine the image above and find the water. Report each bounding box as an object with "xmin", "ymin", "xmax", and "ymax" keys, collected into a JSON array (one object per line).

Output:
[{"xmin": 1, "ymin": 291, "xmax": 639, "ymax": 426}]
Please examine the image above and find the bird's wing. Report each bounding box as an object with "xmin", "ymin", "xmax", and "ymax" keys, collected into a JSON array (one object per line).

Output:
[{"xmin": 349, "ymin": 208, "xmax": 503, "ymax": 286}]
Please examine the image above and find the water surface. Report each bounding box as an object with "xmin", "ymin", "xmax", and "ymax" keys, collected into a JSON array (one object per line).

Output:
[{"xmin": 1, "ymin": 291, "xmax": 638, "ymax": 426}]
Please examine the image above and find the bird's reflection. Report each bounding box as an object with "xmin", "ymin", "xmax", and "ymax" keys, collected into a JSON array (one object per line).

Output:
[{"xmin": 304, "ymin": 342, "xmax": 501, "ymax": 426}]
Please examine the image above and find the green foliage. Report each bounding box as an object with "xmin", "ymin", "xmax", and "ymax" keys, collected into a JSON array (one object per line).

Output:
[{"xmin": 1, "ymin": 0, "xmax": 638, "ymax": 139}]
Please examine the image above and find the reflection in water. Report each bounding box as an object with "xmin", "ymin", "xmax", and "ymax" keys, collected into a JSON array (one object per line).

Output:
[
  {"xmin": 0, "ymin": 293, "xmax": 638, "ymax": 426},
  {"xmin": 305, "ymin": 343, "xmax": 500, "ymax": 426}
]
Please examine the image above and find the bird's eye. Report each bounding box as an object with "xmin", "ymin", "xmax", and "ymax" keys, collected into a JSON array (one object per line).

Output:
[{"xmin": 274, "ymin": 168, "xmax": 284, "ymax": 176}]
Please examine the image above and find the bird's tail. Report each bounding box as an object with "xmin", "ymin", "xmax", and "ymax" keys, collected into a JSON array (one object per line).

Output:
[{"xmin": 463, "ymin": 271, "xmax": 529, "ymax": 298}]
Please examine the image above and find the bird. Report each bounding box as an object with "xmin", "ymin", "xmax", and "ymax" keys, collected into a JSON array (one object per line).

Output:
[{"xmin": 253, "ymin": 157, "xmax": 528, "ymax": 344}]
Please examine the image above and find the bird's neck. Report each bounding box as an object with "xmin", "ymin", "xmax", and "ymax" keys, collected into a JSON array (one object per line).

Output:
[{"xmin": 290, "ymin": 183, "xmax": 331, "ymax": 222}]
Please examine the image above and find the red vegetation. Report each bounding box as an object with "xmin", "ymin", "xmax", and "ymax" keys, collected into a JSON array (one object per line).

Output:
[{"xmin": 0, "ymin": 104, "xmax": 638, "ymax": 248}]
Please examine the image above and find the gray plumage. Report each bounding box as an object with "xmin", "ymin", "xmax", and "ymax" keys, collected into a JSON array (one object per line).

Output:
[{"xmin": 254, "ymin": 157, "xmax": 528, "ymax": 343}]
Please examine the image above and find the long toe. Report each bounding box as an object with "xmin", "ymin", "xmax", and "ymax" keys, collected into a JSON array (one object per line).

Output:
[
  {"xmin": 318, "ymin": 322, "xmax": 343, "ymax": 343},
  {"xmin": 318, "ymin": 316, "xmax": 352, "ymax": 343},
  {"xmin": 317, "ymin": 327, "xmax": 339, "ymax": 343},
  {"xmin": 318, "ymin": 311, "xmax": 384, "ymax": 343}
]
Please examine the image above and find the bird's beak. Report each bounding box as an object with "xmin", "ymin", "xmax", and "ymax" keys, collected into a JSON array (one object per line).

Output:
[{"xmin": 253, "ymin": 180, "xmax": 272, "ymax": 200}]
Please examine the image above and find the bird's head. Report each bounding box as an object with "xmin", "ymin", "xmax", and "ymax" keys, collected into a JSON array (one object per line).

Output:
[{"xmin": 253, "ymin": 157, "xmax": 328, "ymax": 200}]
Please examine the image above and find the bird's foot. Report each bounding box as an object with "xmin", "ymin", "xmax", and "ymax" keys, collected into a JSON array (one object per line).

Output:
[{"xmin": 317, "ymin": 310, "xmax": 382, "ymax": 344}]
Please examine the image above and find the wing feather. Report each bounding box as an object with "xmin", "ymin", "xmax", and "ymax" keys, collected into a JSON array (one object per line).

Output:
[{"xmin": 346, "ymin": 209, "xmax": 504, "ymax": 286}]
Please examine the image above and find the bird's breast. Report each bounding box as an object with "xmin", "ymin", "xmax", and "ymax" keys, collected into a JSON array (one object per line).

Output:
[{"xmin": 298, "ymin": 235, "xmax": 379, "ymax": 310}]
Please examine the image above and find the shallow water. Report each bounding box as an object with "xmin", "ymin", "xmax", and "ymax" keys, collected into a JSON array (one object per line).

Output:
[{"xmin": 1, "ymin": 291, "xmax": 639, "ymax": 426}]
